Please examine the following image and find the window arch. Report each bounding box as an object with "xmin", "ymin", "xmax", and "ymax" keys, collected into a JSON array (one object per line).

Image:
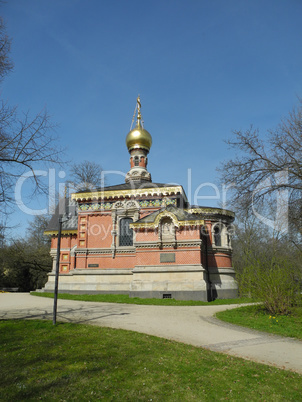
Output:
[
  {"xmin": 119, "ymin": 218, "xmax": 133, "ymax": 246},
  {"xmin": 213, "ymin": 225, "xmax": 221, "ymax": 247},
  {"xmin": 159, "ymin": 217, "xmax": 175, "ymax": 242},
  {"xmin": 134, "ymin": 156, "xmax": 139, "ymax": 166}
]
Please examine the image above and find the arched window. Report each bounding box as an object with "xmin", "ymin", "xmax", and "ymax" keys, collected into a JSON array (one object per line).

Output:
[
  {"xmin": 213, "ymin": 225, "xmax": 221, "ymax": 247},
  {"xmin": 134, "ymin": 156, "xmax": 139, "ymax": 166},
  {"xmin": 119, "ymin": 218, "xmax": 133, "ymax": 246}
]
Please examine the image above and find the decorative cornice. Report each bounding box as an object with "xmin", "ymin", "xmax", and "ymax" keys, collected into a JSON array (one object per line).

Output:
[
  {"xmin": 187, "ymin": 207, "xmax": 235, "ymax": 218},
  {"xmin": 133, "ymin": 265, "xmax": 205, "ymax": 273},
  {"xmin": 75, "ymin": 247, "xmax": 136, "ymax": 255},
  {"xmin": 207, "ymin": 267, "xmax": 236, "ymax": 274},
  {"xmin": 131, "ymin": 213, "xmax": 205, "ymax": 230},
  {"xmin": 134, "ymin": 242, "xmax": 158, "ymax": 249},
  {"xmin": 115, "ymin": 248, "xmax": 136, "ymax": 254},
  {"xmin": 71, "ymin": 186, "xmax": 185, "ymax": 201},
  {"xmin": 134, "ymin": 240, "xmax": 202, "ymax": 249},
  {"xmin": 50, "ymin": 248, "xmax": 72, "ymax": 253},
  {"xmin": 177, "ymin": 239, "xmax": 202, "ymax": 247},
  {"xmin": 76, "ymin": 248, "xmax": 111, "ymax": 255},
  {"xmin": 207, "ymin": 246, "xmax": 232, "ymax": 255},
  {"xmin": 44, "ymin": 229, "xmax": 78, "ymax": 236},
  {"xmin": 49, "ymin": 269, "xmax": 134, "ymax": 276}
]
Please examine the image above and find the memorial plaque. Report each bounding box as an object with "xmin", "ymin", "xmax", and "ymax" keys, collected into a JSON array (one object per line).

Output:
[
  {"xmin": 88, "ymin": 264, "xmax": 99, "ymax": 267},
  {"xmin": 160, "ymin": 253, "xmax": 175, "ymax": 263}
]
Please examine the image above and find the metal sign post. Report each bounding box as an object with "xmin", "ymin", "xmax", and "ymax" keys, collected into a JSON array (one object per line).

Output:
[
  {"xmin": 53, "ymin": 215, "xmax": 62, "ymax": 325},
  {"xmin": 53, "ymin": 209, "xmax": 70, "ymax": 325}
]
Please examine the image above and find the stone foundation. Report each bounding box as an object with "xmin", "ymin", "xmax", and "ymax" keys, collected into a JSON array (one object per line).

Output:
[
  {"xmin": 43, "ymin": 269, "xmax": 133, "ymax": 293},
  {"xmin": 129, "ymin": 264, "xmax": 208, "ymax": 300},
  {"xmin": 208, "ymin": 267, "xmax": 238, "ymax": 299},
  {"xmin": 41, "ymin": 265, "xmax": 238, "ymax": 301}
]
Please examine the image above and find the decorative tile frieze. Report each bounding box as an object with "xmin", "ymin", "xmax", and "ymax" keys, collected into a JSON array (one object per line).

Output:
[
  {"xmin": 78, "ymin": 198, "xmax": 177, "ymax": 212},
  {"xmin": 79, "ymin": 202, "xmax": 112, "ymax": 211}
]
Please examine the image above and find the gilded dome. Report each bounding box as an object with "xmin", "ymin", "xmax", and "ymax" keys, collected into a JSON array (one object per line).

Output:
[{"xmin": 126, "ymin": 121, "xmax": 152, "ymax": 152}]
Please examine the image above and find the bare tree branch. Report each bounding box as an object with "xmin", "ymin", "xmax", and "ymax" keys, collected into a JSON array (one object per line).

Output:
[
  {"xmin": 0, "ymin": 18, "xmax": 64, "ymax": 218},
  {"xmin": 70, "ymin": 160, "xmax": 105, "ymax": 192},
  {"xmin": 219, "ymin": 99, "xmax": 302, "ymax": 242}
]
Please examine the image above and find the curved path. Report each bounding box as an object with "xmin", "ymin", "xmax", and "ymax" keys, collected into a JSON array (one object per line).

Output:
[{"xmin": 1, "ymin": 293, "xmax": 301, "ymax": 374}]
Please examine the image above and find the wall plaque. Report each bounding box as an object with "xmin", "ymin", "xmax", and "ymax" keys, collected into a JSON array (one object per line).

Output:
[
  {"xmin": 160, "ymin": 253, "xmax": 175, "ymax": 263},
  {"xmin": 88, "ymin": 264, "xmax": 99, "ymax": 268}
]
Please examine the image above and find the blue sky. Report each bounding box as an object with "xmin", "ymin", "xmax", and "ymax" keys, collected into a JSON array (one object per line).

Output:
[{"xmin": 1, "ymin": 0, "xmax": 302, "ymax": 235}]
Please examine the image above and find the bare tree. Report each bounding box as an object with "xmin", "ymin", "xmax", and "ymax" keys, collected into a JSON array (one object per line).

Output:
[
  {"xmin": 70, "ymin": 160, "xmax": 104, "ymax": 192},
  {"xmin": 0, "ymin": 17, "xmax": 13, "ymax": 81},
  {"xmin": 27, "ymin": 215, "xmax": 51, "ymax": 247},
  {"xmin": 0, "ymin": 18, "xmax": 63, "ymax": 219},
  {"xmin": 219, "ymin": 99, "xmax": 302, "ymax": 242},
  {"xmin": 0, "ymin": 108, "xmax": 62, "ymax": 202}
]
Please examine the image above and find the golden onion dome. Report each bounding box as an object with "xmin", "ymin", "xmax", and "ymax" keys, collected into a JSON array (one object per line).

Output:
[
  {"xmin": 126, "ymin": 95, "xmax": 152, "ymax": 152},
  {"xmin": 126, "ymin": 121, "xmax": 152, "ymax": 152}
]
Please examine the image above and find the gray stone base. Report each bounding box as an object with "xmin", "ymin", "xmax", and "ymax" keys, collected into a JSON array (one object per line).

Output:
[
  {"xmin": 208, "ymin": 267, "xmax": 238, "ymax": 299},
  {"xmin": 210, "ymin": 287, "xmax": 238, "ymax": 299},
  {"xmin": 41, "ymin": 287, "xmax": 236, "ymax": 301},
  {"xmin": 42, "ymin": 269, "xmax": 133, "ymax": 294},
  {"xmin": 130, "ymin": 265, "xmax": 208, "ymax": 297},
  {"xmin": 40, "ymin": 265, "xmax": 238, "ymax": 301},
  {"xmin": 129, "ymin": 290, "xmax": 208, "ymax": 301},
  {"xmin": 55, "ymin": 289, "xmax": 129, "ymax": 295}
]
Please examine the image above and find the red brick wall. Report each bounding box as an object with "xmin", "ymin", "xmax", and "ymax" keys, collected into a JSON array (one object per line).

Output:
[
  {"xmin": 176, "ymin": 227, "xmax": 201, "ymax": 240},
  {"xmin": 76, "ymin": 253, "xmax": 136, "ymax": 269},
  {"xmin": 136, "ymin": 247, "xmax": 201, "ymax": 266},
  {"xmin": 208, "ymin": 253, "xmax": 232, "ymax": 268},
  {"xmin": 136, "ymin": 230, "xmax": 158, "ymax": 242},
  {"xmin": 51, "ymin": 234, "xmax": 77, "ymax": 249},
  {"xmin": 86, "ymin": 214, "xmax": 113, "ymax": 248},
  {"xmin": 49, "ymin": 209, "xmax": 233, "ymax": 273}
]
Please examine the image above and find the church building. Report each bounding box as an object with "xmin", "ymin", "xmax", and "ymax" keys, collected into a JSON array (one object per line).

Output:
[{"xmin": 43, "ymin": 97, "xmax": 237, "ymax": 301}]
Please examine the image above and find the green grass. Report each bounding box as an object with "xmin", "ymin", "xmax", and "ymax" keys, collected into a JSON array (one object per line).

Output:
[
  {"xmin": 216, "ymin": 304, "xmax": 302, "ymax": 340},
  {"xmin": 0, "ymin": 320, "xmax": 301, "ymax": 401},
  {"xmin": 31, "ymin": 291, "xmax": 254, "ymax": 306}
]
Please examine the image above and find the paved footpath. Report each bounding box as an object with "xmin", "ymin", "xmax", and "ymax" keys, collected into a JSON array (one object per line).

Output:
[{"xmin": 1, "ymin": 293, "xmax": 302, "ymax": 374}]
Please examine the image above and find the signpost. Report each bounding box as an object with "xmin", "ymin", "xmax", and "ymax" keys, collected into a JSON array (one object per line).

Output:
[{"xmin": 53, "ymin": 209, "xmax": 70, "ymax": 325}]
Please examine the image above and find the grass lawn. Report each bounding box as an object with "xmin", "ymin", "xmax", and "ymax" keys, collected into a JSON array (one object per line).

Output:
[
  {"xmin": 216, "ymin": 304, "xmax": 302, "ymax": 340},
  {"xmin": 30, "ymin": 291, "xmax": 254, "ymax": 306},
  {"xmin": 0, "ymin": 320, "xmax": 301, "ymax": 401}
]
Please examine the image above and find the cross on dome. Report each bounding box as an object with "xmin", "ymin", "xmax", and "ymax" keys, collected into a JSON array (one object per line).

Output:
[{"xmin": 125, "ymin": 96, "xmax": 153, "ymax": 183}]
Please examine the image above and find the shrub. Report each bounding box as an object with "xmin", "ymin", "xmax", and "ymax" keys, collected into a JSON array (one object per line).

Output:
[{"xmin": 237, "ymin": 257, "xmax": 301, "ymax": 315}]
